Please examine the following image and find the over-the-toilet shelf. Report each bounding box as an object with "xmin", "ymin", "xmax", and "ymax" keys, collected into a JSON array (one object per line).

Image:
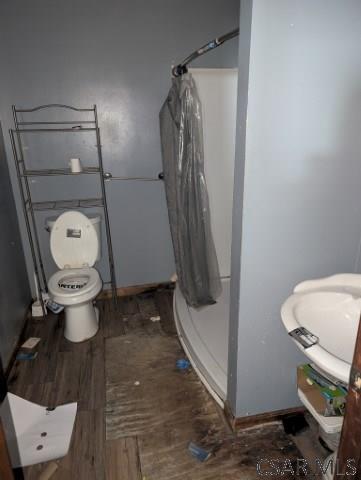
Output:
[{"xmin": 10, "ymin": 103, "xmax": 117, "ymax": 314}]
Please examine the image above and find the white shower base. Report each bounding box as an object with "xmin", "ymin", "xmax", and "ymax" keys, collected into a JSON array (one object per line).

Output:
[{"xmin": 173, "ymin": 278, "xmax": 230, "ymax": 407}]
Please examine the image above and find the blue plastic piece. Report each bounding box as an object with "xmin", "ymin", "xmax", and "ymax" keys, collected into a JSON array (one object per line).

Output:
[
  {"xmin": 176, "ymin": 358, "xmax": 190, "ymax": 370},
  {"xmin": 188, "ymin": 442, "xmax": 211, "ymax": 462},
  {"xmin": 16, "ymin": 352, "xmax": 38, "ymax": 361},
  {"xmin": 46, "ymin": 299, "xmax": 64, "ymax": 314}
]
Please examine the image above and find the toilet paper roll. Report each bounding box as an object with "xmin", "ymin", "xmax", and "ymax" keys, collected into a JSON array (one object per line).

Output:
[{"xmin": 69, "ymin": 158, "xmax": 82, "ymax": 173}]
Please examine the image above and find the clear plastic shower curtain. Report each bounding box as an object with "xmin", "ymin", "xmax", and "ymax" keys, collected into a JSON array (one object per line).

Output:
[{"xmin": 159, "ymin": 73, "xmax": 221, "ymax": 308}]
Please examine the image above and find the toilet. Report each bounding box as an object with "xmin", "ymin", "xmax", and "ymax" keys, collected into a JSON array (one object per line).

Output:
[{"xmin": 47, "ymin": 211, "xmax": 103, "ymax": 342}]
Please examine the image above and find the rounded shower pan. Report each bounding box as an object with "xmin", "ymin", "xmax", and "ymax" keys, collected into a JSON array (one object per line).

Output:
[{"xmin": 173, "ymin": 278, "xmax": 230, "ymax": 407}]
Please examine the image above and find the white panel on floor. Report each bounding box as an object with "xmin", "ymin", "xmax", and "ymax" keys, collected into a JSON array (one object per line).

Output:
[{"xmin": 0, "ymin": 393, "xmax": 77, "ymax": 467}]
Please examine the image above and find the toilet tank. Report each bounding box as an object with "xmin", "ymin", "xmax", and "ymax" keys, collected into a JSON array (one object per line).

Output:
[{"xmin": 45, "ymin": 213, "xmax": 102, "ymax": 261}]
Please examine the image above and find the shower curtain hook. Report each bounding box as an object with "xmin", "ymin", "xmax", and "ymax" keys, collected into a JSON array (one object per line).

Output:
[{"xmin": 172, "ymin": 64, "xmax": 188, "ymax": 78}]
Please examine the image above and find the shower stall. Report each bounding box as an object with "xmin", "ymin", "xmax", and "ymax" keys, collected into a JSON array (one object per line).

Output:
[{"xmin": 171, "ymin": 68, "xmax": 238, "ymax": 406}]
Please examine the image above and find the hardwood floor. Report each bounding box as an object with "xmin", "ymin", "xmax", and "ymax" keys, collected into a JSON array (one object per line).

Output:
[
  {"xmin": 7, "ymin": 288, "xmax": 309, "ymax": 479},
  {"xmin": 7, "ymin": 288, "xmax": 175, "ymax": 479}
]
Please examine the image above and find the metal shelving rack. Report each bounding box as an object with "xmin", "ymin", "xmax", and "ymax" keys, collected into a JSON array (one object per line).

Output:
[{"xmin": 10, "ymin": 104, "xmax": 117, "ymax": 315}]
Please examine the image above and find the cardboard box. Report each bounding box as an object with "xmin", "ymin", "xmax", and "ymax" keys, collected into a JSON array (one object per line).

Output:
[{"xmin": 297, "ymin": 364, "xmax": 346, "ymax": 417}]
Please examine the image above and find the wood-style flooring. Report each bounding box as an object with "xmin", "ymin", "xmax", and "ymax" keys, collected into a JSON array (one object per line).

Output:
[{"xmin": 7, "ymin": 288, "xmax": 312, "ymax": 479}]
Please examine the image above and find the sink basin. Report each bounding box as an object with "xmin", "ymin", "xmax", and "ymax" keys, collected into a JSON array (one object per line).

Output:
[{"xmin": 281, "ymin": 274, "xmax": 361, "ymax": 384}]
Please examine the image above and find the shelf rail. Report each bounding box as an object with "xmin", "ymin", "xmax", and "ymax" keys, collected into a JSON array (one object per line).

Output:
[
  {"xmin": 21, "ymin": 167, "xmax": 100, "ymax": 177},
  {"xmin": 14, "ymin": 127, "xmax": 97, "ymax": 133}
]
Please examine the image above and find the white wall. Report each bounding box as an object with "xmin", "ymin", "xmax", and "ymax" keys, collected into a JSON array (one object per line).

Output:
[{"xmin": 229, "ymin": 0, "xmax": 361, "ymax": 417}]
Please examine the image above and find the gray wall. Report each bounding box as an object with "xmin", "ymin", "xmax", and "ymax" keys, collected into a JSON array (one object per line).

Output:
[
  {"xmin": 0, "ymin": 0, "xmax": 239, "ymax": 291},
  {"xmin": 0, "ymin": 123, "xmax": 31, "ymax": 367},
  {"xmin": 229, "ymin": 0, "xmax": 361, "ymax": 416}
]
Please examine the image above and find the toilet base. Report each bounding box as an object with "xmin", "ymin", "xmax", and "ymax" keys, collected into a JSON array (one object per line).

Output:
[{"xmin": 64, "ymin": 302, "xmax": 99, "ymax": 343}]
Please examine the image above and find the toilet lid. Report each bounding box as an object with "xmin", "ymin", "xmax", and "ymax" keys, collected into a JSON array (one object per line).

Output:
[{"xmin": 50, "ymin": 211, "xmax": 98, "ymax": 269}]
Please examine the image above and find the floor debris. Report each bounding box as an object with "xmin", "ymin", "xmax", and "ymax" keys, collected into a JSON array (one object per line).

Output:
[
  {"xmin": 37, "ymin": 461, "xmax": 58, "ymax": 480},
  {"xmin": 176, "ymin": 358, "xmax": 190, "ymax": 370},
  {"xmin": 16, "ymin": 352, "xmax": 38, "ymax": 361},
  {"xmin": 187, "ymin": 442, "xmax": 212, "ymax": 462},
  {"xmin": 8, "ymin": 294, "xmax": 312, "ymax": 479},
  {"xmin": 21, "ymin": 337, "xmax": 41, "ymax": 349}
]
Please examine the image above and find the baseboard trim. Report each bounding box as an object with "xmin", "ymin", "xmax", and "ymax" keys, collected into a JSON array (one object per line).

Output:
[
  {"xmin": 99, "ymin": 281, "xmax": 174, "ymax": 299},
  {"xmin": 224, "ymin": 401, "xmax": 306, "ymax": 431}
]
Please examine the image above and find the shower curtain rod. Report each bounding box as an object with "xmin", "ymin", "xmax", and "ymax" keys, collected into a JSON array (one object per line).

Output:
[{"xmin": 172, "ymin": 27, "xmax": 239, "ymax": 77}]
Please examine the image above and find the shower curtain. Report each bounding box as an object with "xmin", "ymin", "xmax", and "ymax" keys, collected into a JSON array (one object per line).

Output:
[{"xmin": 159, "ymin": 73, "xmax": 221, "ymax": 308}]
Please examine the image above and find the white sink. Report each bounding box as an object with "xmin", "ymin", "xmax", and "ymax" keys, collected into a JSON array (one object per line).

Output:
[{"xmin": 281, "ymin": 274, "xmax": 361, "ymax": 384}]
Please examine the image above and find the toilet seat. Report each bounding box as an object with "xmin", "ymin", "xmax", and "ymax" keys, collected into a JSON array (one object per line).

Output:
[
  {"xmin": 48, "ymin": 267, "xmax": 102, "ymax": 306},
  {"xmin": 50, "ymin": 211, "xmax": 99, "ymax": 269}
]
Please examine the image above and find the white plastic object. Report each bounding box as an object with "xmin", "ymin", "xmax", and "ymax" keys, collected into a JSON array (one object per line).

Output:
[
  {"xmin": 281, "ymin": 274, "xmax": 361, "ymax": 383},
  {"xmin": 50, "ymin": 211, "xmax": 99, "ymax": 269},
  {"xmin": 32, "ymin": 300, "xmax": 45, "ymax": 318},
  {"xmin": 69, "ymin": 158, "xmax": 82, "ymax": 173},
  {"xmin": 0, "ymin": 393, "xmax": 77, "ymax": 467},
  {"xmin": 46, "ymin": 214, "xmax": 102, "ymax": 261},
  {"xmin": 298, "ymin": 389, "xmax": 343, "ymax": 434},
  {"xmin": 46, "ymin": 213, "xmax": 101, "ymax": 230},
  {"xmin": 32, "ymin": 272, "xmax": 46, "ymax": 317}
]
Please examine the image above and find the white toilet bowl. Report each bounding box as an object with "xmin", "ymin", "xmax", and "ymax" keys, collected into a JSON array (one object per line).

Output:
[
  {"xmin": 48, "ymin": 267, "xmax": 102, "ymax": 342},
  {"xmin": 47, "ymin": 211, "xmax": 103, "ymax": 343}
]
